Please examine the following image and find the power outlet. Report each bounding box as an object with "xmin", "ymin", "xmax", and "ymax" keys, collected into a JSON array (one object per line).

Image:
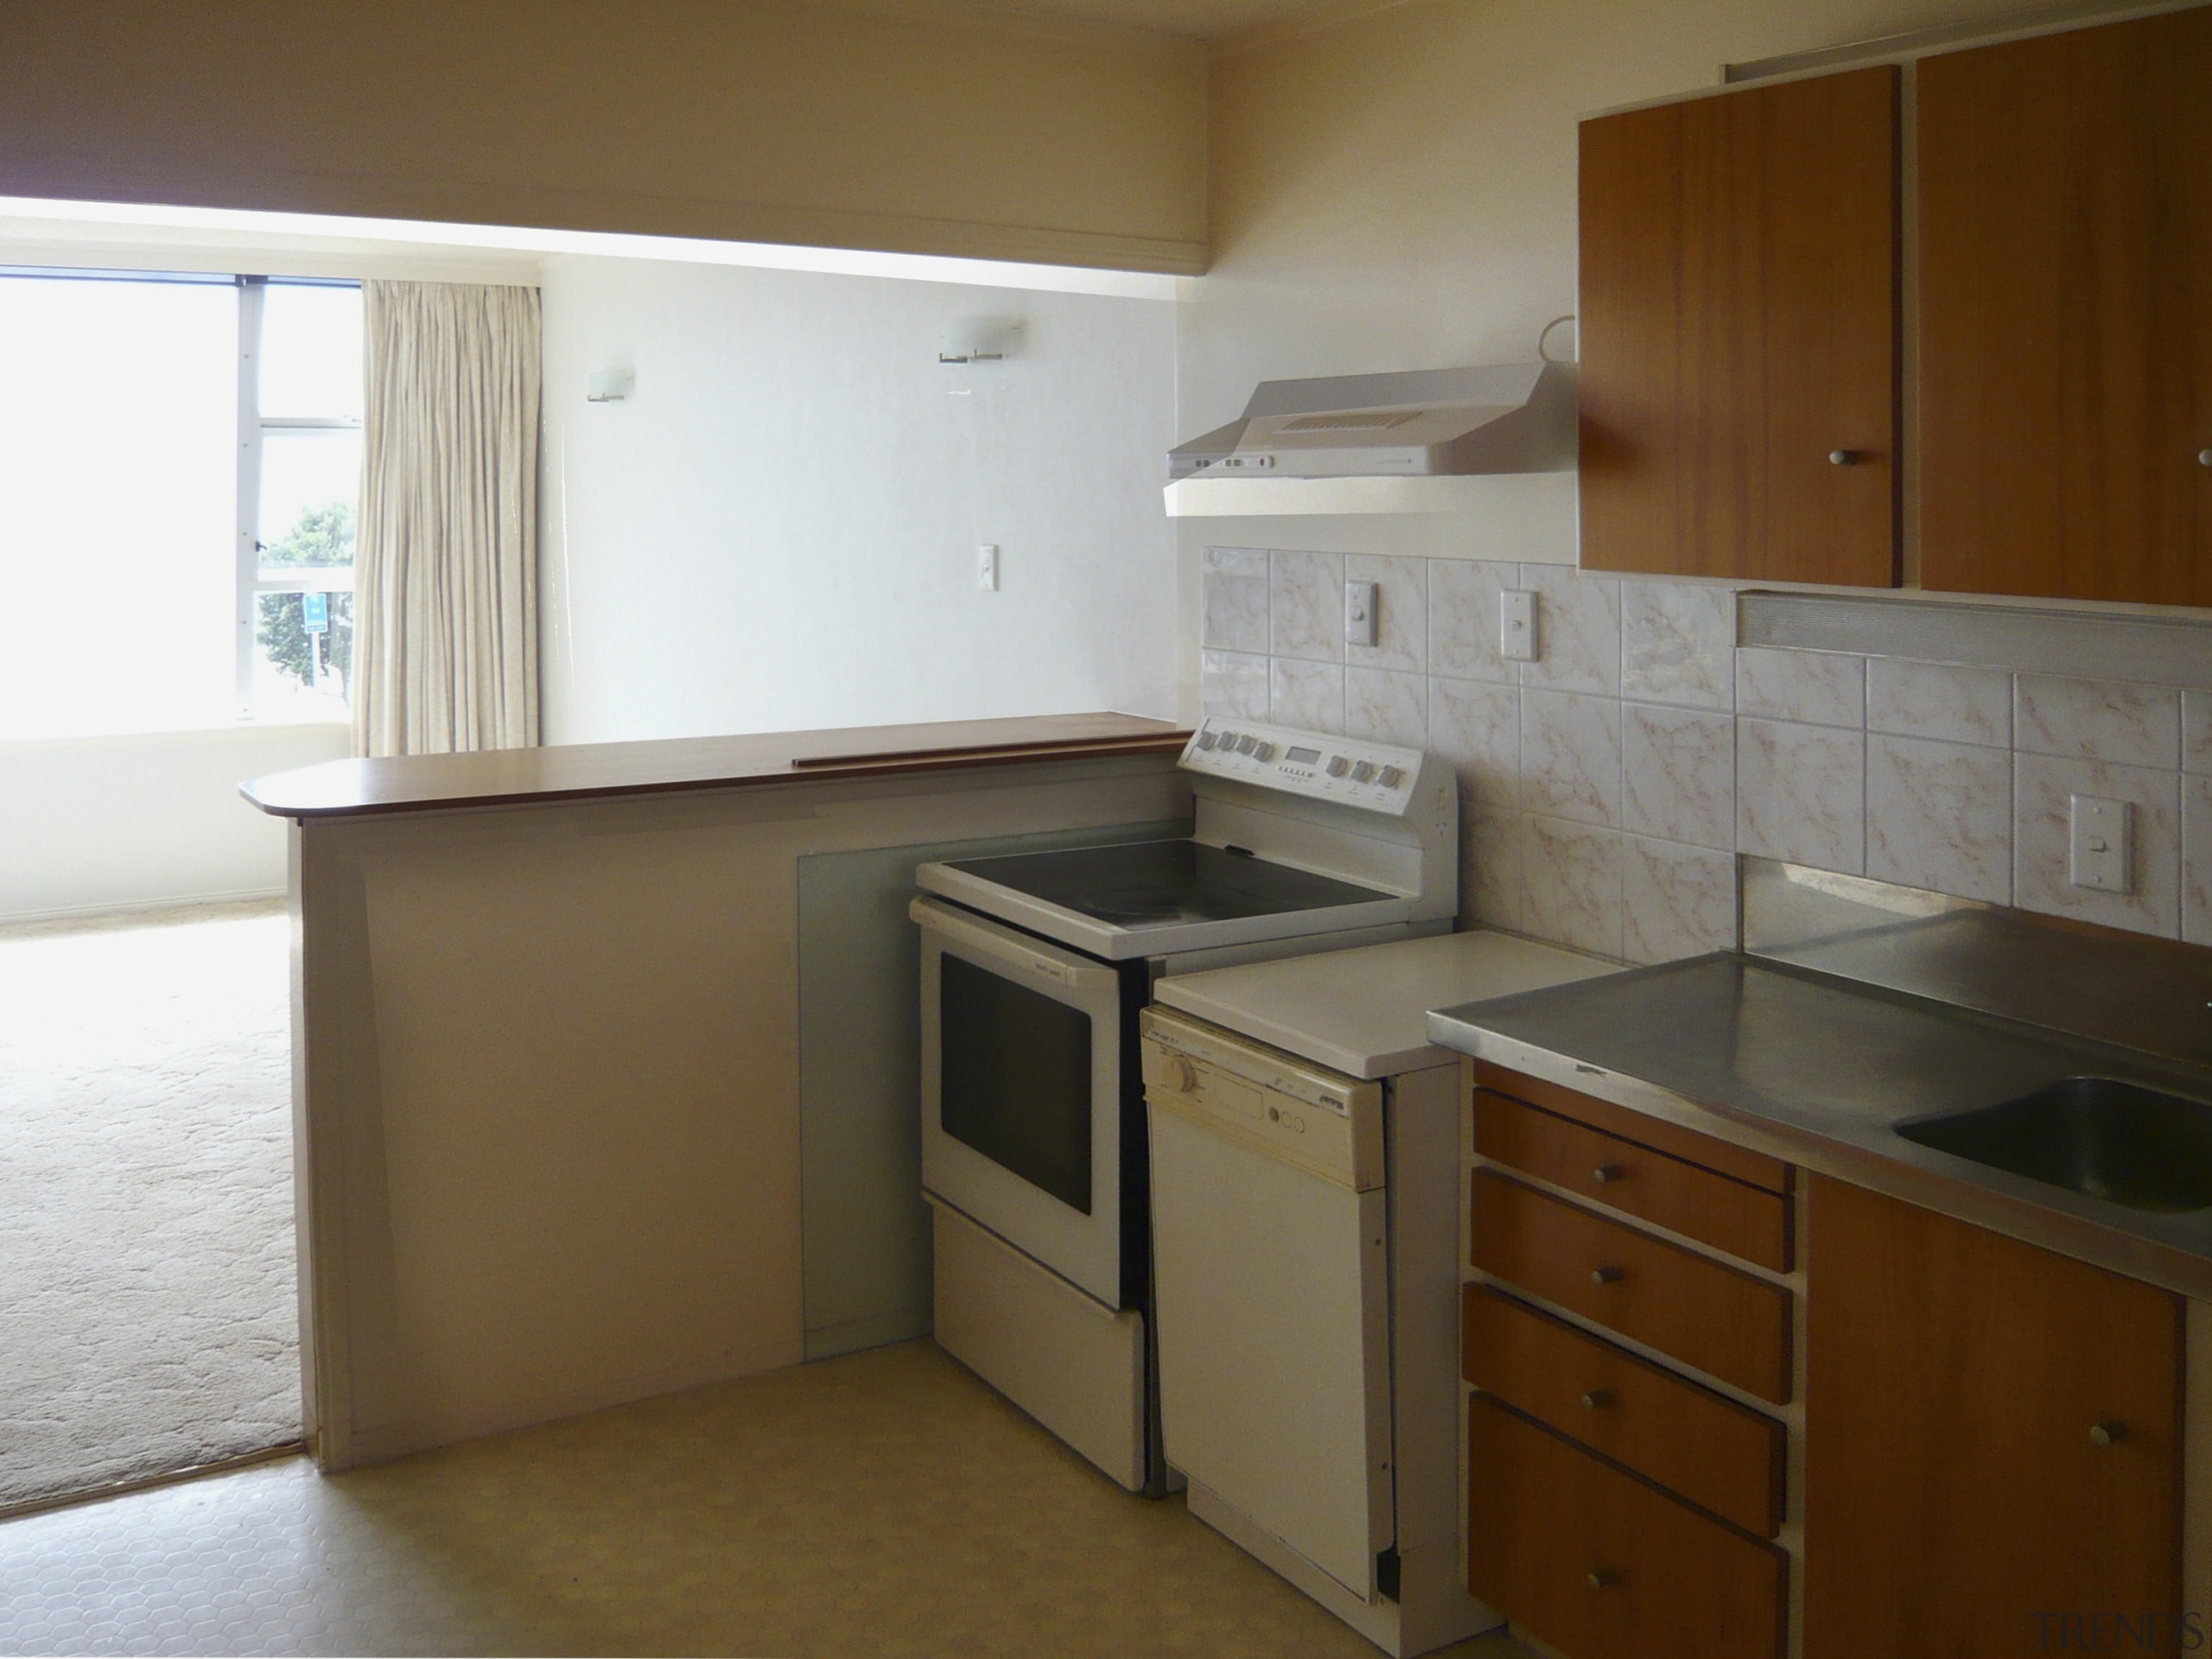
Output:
[
  {"xmin": 2069, "ymin": 793, "xmax": 2133, "ymax": 893},
  {"xmin": 1500, "ymin": 589, "xmax": 1537, "ymax": 662},
  {"xmin": 1344, "ymin": 580, "xmax": 1379, "ymax": 648},
  {"xmin": 977, "ymin": 543, "xmax": 1000, "ymax": 591}
]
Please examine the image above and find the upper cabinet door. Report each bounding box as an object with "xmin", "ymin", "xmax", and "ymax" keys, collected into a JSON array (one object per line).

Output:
[
  {"xmin": 1580, "ymin": 67, "xmax": 1900, "ymax": 585},
  {"xmin": 1920, "ymin": 10, "xmax": 2212, "ymax": 604}
]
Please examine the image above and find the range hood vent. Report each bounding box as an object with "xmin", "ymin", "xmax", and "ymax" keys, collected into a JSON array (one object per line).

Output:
[{"xmin": 1169, "ymin": 361, "xmax": 1575, "ymax": 482}]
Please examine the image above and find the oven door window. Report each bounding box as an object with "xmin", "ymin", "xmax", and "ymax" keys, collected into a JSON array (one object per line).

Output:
[{"xmin": 938, "ymin": 953, "xmax": 1093, "ymax": 1215}]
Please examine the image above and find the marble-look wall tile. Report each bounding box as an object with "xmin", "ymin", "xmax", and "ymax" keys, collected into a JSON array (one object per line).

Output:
[
  {"xmin": 1620, "ymin": 582, "xmax": 1735, "ymax": 710},
  {"xmin": 1199, "ymin": 547, "xmax": 1269, "ymax": 654},
  {"xmin": 1866, "ymin": 659, "xmax": 2012, "ymax": 748},
  {"xmin": 1621, "ymin": 838, "xmax": 1737, "ymax": 965},
  {"xmin": 1429, "ymin": 677, "xmax": 1520, "ymax": 810},
  {"xmin": 1621, "ymin": 704, "xmax": 1733, "ymax": 850},
  {"xmin": 1522, "ymin": 817, "xmax": 1625, "ymax": 957},
  {"xmin": 2187, "ymin": 777, "xmax": 2212, "ymax": 946},
  {"xmin": 2013, "ymin": 753, "xmax": 2181, "ymax": 937},
  {"xmin": 1344, "ymin": 667, "xmax": 1427, "ymax": 748},
  {"xmin": 1522, "ymin": 566, "xmax": 1621, "ymax": 696},
  {"xmin": 1200, "ymin": 649, "xmax": 1268, "ymax": 720},
  {"xmin": 2015, "ymin": 674, "xmax": 2181, "ymax": 769},
  {"xmin": 1428, "ymin": 559, "xmax": 1520, "ymax": 684},
  {"xmin": 1269, "ymin": 550, "xmax": 1344, "ymax": 663},
  {"xmin": 1735, "ymin": 647, "xmax": 1866, "ymax": 728},
  {"xmin": 2025, "ymin": 752, "xmax": 2177, "ymax": 938},
  {"xmin": 1737, "ymin": 718, "xmax": 1866, "ymax": 874},
  {"xmin": 2185, "ymin": 691, "xmax": 2212, "ymax": 778},
  {"xmin": 1465, "ymin": 810, "xmax": 1526, "ymax": 932},
  {"xmin": 1344, "ymin": 555, "xmax": 1427, "ymax": 674},
  {"xmin": 1866, "ymin": 734, "xmax": 2011, "ymax": 904},
  {"xmin": 1521, "ymin": 690, "xmax": 1622, "ymax": 828},
  {"xmin": 1269, "ymin": 657, "xmax": 1344, "ymax": 734}
]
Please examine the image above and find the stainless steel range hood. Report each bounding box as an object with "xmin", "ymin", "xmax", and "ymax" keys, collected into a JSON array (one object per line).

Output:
[{"xmin": 1168, "ymin": 361, "xmax": 1576, "ymax": 482}]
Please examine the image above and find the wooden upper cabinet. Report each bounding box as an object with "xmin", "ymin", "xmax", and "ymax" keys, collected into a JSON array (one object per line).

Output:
[
  {"xmin": 1579, "ymin": 67, "xmax": 1901, "ymax": 585},
  {"xmin": 1804, "ymin": 1178, "xmax": 2182, "ymax": 1659},
  {"xmin": 1919, "ymin": 10, "xmax": 2212, "ymax": 604}
]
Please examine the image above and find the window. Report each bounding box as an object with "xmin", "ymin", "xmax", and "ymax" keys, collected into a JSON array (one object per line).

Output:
[{"xmin": 0, "ymin": 269, "xmax": 362, "ymax": 741}]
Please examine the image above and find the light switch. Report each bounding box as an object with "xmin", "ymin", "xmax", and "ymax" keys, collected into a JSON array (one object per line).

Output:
[
  {"xmin": 2069, "ymin": 793, "xmax": 2133, "ymax": 893},
  {"xmin": 1501, "ymin": 589, "xmax": 1537, "ymax": 662},
  {"xmin": 977, "ymin": 543, "xmax": 1000, "ymax": 591},
  {"xmin": 1345, "ymin": 579, "xmax": 1379, "ymax": 648}
]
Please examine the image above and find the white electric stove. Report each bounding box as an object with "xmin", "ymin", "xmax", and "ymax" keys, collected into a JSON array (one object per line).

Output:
[{"xmin": 908, "ymin": 717, "xmax": 1459, "ymax": 1492}]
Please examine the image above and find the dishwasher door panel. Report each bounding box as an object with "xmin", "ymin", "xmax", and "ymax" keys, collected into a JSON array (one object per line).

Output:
[{"xmin": 1149, "ymin": 1102, "xmax": 1393, "ymax": 1601}]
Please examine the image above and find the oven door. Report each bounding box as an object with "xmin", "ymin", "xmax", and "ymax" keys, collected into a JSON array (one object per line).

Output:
[{"xmin": 912, "ymin": 894, "xmax": 1128, "ymax": 1309}]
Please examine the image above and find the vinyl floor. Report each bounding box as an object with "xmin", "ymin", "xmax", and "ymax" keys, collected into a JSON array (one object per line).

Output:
[{"xmin": 0, "ymin": 1339, "xmax": 1530, "ymax": 1657}]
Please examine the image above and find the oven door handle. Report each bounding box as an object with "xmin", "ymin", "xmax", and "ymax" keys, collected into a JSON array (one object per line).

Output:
[{"xmin": 911, "ymin": 894, "xmax": 1122, "ymax": 994}]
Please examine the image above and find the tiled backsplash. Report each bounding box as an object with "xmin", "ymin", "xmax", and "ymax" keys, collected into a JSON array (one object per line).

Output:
[{"xmin": 1198, "ymin": 547, "xmax": 2212, "ymax": 963}]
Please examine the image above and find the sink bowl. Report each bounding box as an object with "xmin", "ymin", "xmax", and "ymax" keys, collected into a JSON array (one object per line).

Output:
[{"xmin": 1896, "ymin": 1077, "xmax": 2212, "ymax": 1212}]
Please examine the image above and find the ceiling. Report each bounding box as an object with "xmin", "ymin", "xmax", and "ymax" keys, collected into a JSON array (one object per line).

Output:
[{"xmin": 973, "ymin": 0, "xmax": 1363, "ymax": 39}]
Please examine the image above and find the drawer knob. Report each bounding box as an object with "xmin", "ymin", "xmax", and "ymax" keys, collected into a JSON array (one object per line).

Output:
[
  {"xmin": 1580, "ymin": 1389, "xmax": 1613, "ymax": 1411},
  {"xmin": 1828, "ymin": 448, "xmax": 1858, "ymax": 466},
  {"xmin": 1586, "ymin": 1568, "xmax": 1618, "ymax": 1591},
  {"xmin": 2090, "ymin": 1421, "xmax": 2126, "ymax": 1447},
  {"xmin": 1591, "ymin": 1163, "xmax": 1624, "ymax": 1185},
  {"xmin": 1590, "ymin": 1266, "xmax": 1624, "ymax": 1287}
]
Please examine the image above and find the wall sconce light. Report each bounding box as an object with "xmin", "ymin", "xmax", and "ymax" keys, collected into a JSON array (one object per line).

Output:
[
  {"xmin": 587, "ymin": 369, "xmax": 633, "ymax": 403},
  {"xmin": 938, "ymin": 316, "xmax": 1022, "ymax": 364}
]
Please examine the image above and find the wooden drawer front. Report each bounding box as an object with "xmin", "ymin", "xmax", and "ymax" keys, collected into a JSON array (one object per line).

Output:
[
  {"xmin": 1468, "ymin": 1395, "xmax": 1786, "ymax": 1659},
  {"xmin": 1474, "ymin": 1062, "xmax": 1791, "ymax": 1193},
  {"xmin": 1464, "ymin": 1286, "xmax": 1784, "ymax": 1537},
  {"xmin": 1471, "ymin": 1170, "xmax": 1792, "ymax": 1403},
  {"xmin": 1474, "ymin": 1089, "xmax": 1792, "ymax": 1271}
]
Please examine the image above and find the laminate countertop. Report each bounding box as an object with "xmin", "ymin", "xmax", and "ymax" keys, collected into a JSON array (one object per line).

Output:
[
  {"xmin": 1429, "ymin": 952, "xmax": 2212, "ymax": 1302},
  {"xmin": 240, "ymin": 712, "xmax": 1190, "ymax": 820}
]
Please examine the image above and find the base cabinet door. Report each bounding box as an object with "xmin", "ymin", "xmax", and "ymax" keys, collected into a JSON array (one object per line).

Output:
[
  {"xmin": 1468, "ymin": 1395, "xmax": 1785, "ymax": 1659},
  {"xmin": 1805, "ymin": 1178, "xmax": 2183, "ymax": 1658}
]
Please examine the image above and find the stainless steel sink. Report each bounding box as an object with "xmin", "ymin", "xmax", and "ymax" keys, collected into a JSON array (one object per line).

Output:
[{"xmin": 1896, "ymin": 1077, "xmax": 2212, "ymax": 1212}]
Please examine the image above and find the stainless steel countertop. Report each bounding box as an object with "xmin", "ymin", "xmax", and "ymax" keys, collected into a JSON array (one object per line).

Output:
[{"xmin": 1427, "ymin": 952, "xmax": 2212, "ymax": 1302}]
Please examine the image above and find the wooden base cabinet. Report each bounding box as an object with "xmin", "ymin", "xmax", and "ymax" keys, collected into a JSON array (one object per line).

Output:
[{"xmin": 1804, "ymin": 1177, "xmax": 2183, "ymax": 1658}]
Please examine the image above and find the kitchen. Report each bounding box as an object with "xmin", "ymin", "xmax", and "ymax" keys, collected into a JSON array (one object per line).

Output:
[{"xmin": 3, "ymin": 0, "xmax": 2209, "ymax": 1656}]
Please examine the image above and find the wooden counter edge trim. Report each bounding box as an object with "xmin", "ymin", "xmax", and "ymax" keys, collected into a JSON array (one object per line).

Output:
[
  {"xmin": 239, "ymin": 716, "xmax": 1192, "ymax": 820},
  {"xmin": 1473, "ymin": 1058, "xmax": 1793, "ymax": 1195}
]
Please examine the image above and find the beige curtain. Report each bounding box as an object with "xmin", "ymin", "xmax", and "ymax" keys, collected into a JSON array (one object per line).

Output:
[{"xmin": 353, "ymin": 281, "xmax": 540, "ymax": 758}]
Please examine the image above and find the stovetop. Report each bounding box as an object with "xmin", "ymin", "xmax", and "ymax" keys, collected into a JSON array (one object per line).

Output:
[{"xmin": 943, "ymin": 839, "xmax": 1389, "ymax": 927}]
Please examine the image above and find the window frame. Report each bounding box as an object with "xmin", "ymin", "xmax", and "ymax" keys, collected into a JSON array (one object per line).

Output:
[{"xmin": 234, "ymin": 274, "xmax": 362, "ymax": 711}]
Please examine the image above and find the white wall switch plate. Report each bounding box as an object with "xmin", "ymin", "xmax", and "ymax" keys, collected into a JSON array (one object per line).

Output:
[
  {"xmin": 1344, "ymin": 579, "xmax": 1378, "ymax": 647},
  {"xmin": 2069, "ymin": 793, "xmax": 2133, "ymax": 893},
  {"xmin": 1500, "ymin": 589, "xmax": 1537, "ymax": 662},
  {"xmin": 977, "ymin": 543, "xmax": 1000, "ymax": 591}
]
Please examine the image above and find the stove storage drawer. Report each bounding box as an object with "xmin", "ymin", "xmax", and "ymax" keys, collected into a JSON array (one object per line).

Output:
[
  {"xmin": 1470, "ymin": 1169, "xmax": 1791, "ymax": 1404},
  {"xmin": 1472, "ymin": 1087, "xmax": 1792, "ymax": 1271},
  {"xmin": 1462, "ymin": 1284, "xmax": 1784, "ymax": 1539},
  {"xmin": 1467, "ymin": 1393, "xmax": 1787, "ymax": 1659}
]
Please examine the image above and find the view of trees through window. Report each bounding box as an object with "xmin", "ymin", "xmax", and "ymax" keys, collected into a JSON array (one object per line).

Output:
[{"xmin": 0, "ymin": 270, "xmax": 361, "ymax": 741}]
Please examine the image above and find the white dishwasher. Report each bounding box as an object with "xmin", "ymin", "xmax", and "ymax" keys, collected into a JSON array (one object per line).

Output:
[{"xmin": 1141, "ymin": 930, "xmax": 1620, "ymax": 1658}]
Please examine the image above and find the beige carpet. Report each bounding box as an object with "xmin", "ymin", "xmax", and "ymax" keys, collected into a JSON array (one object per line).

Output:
[
  {"xmin": 0, "ymin": 1339, "xmax": 1529, "ymax": 1657},
  {"xmin": 0, "ymin": 902, "xmax": 300, "ymax": 1513}
]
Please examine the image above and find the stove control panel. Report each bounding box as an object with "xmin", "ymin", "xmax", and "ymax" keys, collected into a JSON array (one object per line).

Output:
[{"xmin": 1179, "ymin": 716, "xmax": 1425, "ymax": 815}]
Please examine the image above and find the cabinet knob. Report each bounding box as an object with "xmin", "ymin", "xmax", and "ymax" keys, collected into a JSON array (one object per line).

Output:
[
  {"xmin": 1580, "ymin": 1388, "xmax": 1614, "ymax": 1410},
  {"xmin": 1586, "ymin": 1568, "xmax": 1618, "ymax": 1591},
  {"xmin": 1828, "ymin": 448, "xmax": 1858, "ymax": 466},
  {"xmin": 2198, "ymin": 448, "xmax": 2212, "ymax": 467},
  {"xmin": 1591, "ymin": 1163, "xmax": 1624, "ymax": 1185},
  {"xmin": 2090, "ymin": 1421, "xmax": 2126, "ymax": 1447},
  {"xmin": 1590, "ymin": 1266, "xmax": 1624, "ymax": 1287}
]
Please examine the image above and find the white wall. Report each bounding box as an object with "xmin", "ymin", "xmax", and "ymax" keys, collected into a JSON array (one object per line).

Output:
[
  {"xmin": 0, "ymin": 723, "xmax": 347, "ymax": 922},
  {"xmin": 539, "ymin": 256, "xmax": 1179, "ymax": 746}
]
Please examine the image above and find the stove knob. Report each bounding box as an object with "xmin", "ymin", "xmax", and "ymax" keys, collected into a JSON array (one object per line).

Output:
[
  {"xmin": 1235, "ymin": 734, "xmax": 1258, "ymax": 755},
  {"xmin": 1351, "ymin": 760, "xmax": 1377, "ymax": 784},
  {"xmin": 1252, "ymin": 741, "xmax": 1276, "ymax": 761},
  {"xmin": 1378, "ymin": 765, "xmax": 1405, "ymax": 789},
  {"xmin": 1325, "ymin": 756, "xmax": 1350, "ymax": 779},
  {"xmin": 1196, "ymin": 730, "xmax": 1218, "ymax": 750}
]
